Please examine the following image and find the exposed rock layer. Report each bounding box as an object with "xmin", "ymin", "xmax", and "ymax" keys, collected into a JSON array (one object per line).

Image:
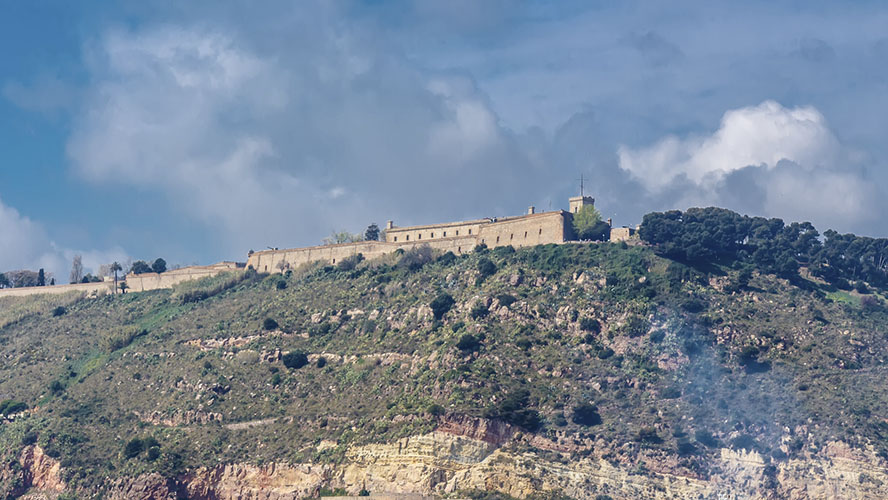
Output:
[{"xmin": 100, "ymin": 418, "xmax": 888, "ymax": 500}]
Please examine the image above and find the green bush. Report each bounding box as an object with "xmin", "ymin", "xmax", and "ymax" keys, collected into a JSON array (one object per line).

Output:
[
  {"xmin": 470, "ymin": 302, "xmax": 489, "ymax": 320},
  {"xmin": 579, "ymin": 317, "xmax": 600, "ymax": 332},
  {"xmin": 398, "ymin": 246, "xmax": 433, "ymax": 271},
  {"xmin": 483, "ymin": 389, "xmax": 541, "ymax": 431},
  {"xmin": 263, "ymin": 318, "xmax": 279, "ymax": 330},
  {"xmin": 437, "ymin": 252, "xmax": 457, "ymax": 266},
  {"xmin": 124, "ymin": 438, "xmax": 144, "ymax": 458},
  {"xmin": 477, "ymin": 258, "xmax": 497, "ymax": 279},
  {"xmin": 337, "ymin": 254, "xmax": 364, "ymax": 271},
  {"xmin": 427, "ymin": 403, "xmax": 445, "ymax": 416},
  {"xmin": 430, "ymin": 293, "xmax": 455, "ymax": 321},
  {"xmin": 457, "ymin": 334, "xmax": 481, "ymax": 353},
  {"xmin": 571, "ymin": 403, "xmax": 602, "ymax": 426},
  {"xmin": 0, "ymin": 400, "xmax": 27, "ymax": 416},
  {"xmin": 694, "ymin": 429, "xmax": 719, "ymax": 448},
  {"xmin": 316, "ymin": 356, "xmax": 327, "ymax": 368},
  {"xmin": 495, "ymin": 293, "xmax": 517, "ymax": 308},
  {"xmin": 52, "ymin": 306, "xmax": 67, "ymax": 317},
  {"xmin": 282, "ymin": 351, "xmax": 308, "ymax": 369}
]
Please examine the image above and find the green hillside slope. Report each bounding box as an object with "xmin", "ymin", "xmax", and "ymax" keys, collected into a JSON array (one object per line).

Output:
[{"xmin": 1, "ymin": 240, "xmax": 887, "ymax": 497}]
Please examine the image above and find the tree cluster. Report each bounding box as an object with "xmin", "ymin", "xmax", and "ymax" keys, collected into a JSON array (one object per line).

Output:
[
  {"xmin": 639, "ymin": 207, "xmax": 888, "ymax": 287},
  {"xmin": 572, "ymin": 204, "xmax": 610, "ymax": 241},
  {"xmin": 130, "ymin": 258, "xmax": 167, "ymax": 275}
]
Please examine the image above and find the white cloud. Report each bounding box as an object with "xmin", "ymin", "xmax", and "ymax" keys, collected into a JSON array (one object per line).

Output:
[
  {"xmin": 615, "ymin": 100, "xmax": 880, "ymax": 231},
  {"xmin": 618, "ymin": 100, "xmax": 841, "ymax": 191},
  {"xmin": 0, "ymin": 197, "xmax": 127, "ymax": 283},
  {"xmin": 65, "ymin": 23, "xmax": 540, "ymax": 253}
]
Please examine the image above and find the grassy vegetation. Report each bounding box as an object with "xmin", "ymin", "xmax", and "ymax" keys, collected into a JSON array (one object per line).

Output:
[{"xmin": 1, "ymin": 242, "xmax": 887, "ymax": 495}]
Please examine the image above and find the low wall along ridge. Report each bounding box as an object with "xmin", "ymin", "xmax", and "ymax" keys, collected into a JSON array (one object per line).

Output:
[{"xmin": 1, "ymin": 198, "xmax": 636, "ymax": 298}]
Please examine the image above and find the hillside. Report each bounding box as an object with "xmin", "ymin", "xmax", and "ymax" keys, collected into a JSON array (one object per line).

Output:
[{"xmin": 1, "ymin": 235, "xmax": 888, "ymax": 498}]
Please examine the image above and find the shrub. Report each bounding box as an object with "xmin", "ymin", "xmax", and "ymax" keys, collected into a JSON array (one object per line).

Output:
[
  {"xmin": 694, "ymin": 429, "xmax": 719, "ymax": 448},
  {"xmin": 0, "ymin": 400, "xmax": 27, "ymax": 416},
  {"xmin": 677, "ymin": 438, "xmax": 697, "ymax": 456},
  {"xmin": 337, "ymin": 254, "xmax": 364, "ymax": 271},
  {"xmin": 660, "ymin": 387, "xmax": 681, "ymax": 399},
  {"xmin": 430, "ymin": 293, "xmax": 455, "ymax": 321},
  {"xmin": 731, "ymin": 434, "xmax": 760, "ymax": 452},
  {"xmin": 270, "ymin": 373, "xmax": 282, "ymax": 386},
  {"xmin": 649, "ymin": 330, "xmax": 665, "ymax": 343},
  {"xmin": 495, "ymin": 294, "xmax": 517, "ymax": 308},
  {"xmin": 834, "ymin": 277, "xmax": 852, "ymax": 290},
  {"xmin": 681, "ymin": 298, "xmax": 706, "ymax": 313},
  {"xmin": 483, "ymin": 389, "xmax": 541, "ymax": 431},
  {"xmin": 49, "ymin": 380, "xmax": 64, "ymax": 394},
  {"xmin": 427, "ymin": 403, "xmax": 445, "ymax": 416},
  {"xmin": 477, "ymin": 258, "xmax": 497, "ymax": 279},
  {"xmin": 636, "ymin": 427, "xmax": 661, "ymax": 443},
  {"xmin": 275, "ymin": 279, "xmax": 287, "ymax": 290},
  {"xmin": 571, "ymin": 403, "xmax": 602, "ymax": 426},
  {"xmin": 398, "ymin": 246, "xmax": 433, "ymax": 271},
  {"xmin": 263, "ymin": 318, "xmax": 279, "ymax": 331},
  {"xmin": 579, "ymin": 317, "xmax": 600, "ymax": 332},
  {"xmin": 51, "ymin": 306, "xmax": 67, "ymax": 317},
  {"xmin": 146, "ymin": 446, "xmax": 161, "ymax": 461},
  {"xmin": 124, "ymin": 438, "xmax": 144, "ymax": 458},
  {"xmin": 316, "ymin": 356, "xmax": 327, "ymax": 368},
  {"xmin": 456, "ymin": 334, "xmax": 481, "ymax": 352},
  {"xmin": 861, "ymin": 295, "xmax": 881, "ymax": 310},
  {"xmin": 106, "ymin": 327, "xmax": 147, "ymax": 352},
  {"xmin": 597, "ymin": 347, "xmax": 615, "ymax": 359},
  {"xmin": 470, "ymin": 302, "xmax": 489, "ymax": 320},
  {"xmin": 437, "ymin": 252, "xmax": 457, "ymax": 266},
  {"xmin": 282, "ymin": 351, "xmax": 308, "ymax": 370}
]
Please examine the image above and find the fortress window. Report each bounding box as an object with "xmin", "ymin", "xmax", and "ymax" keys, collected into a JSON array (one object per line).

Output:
[
  {"xmin": 539, "ymin": 228, "xmax": 542, "ymax": 235},
  {"xmin": 264, "ymin": 265, "xmax": 268, "ymax": 271},
  {"xmin": 496, "ymin": 236, "xmax": 500, "ymax": 243},
  {"xmin": 418, "ymin": 234, "xmax": 422, "ymax": 240},
  {"xmin": 443, "ymin": 231, "xmax": 446, "ymax": 237},
  {"xmin": 406, "ymin": 235, "xmax": 409, "ymax": 241},
  {"xmin": 468, "ymin": 229, "xmax": 472, "ymax": 235},
  {"xmin": 455, "ymin": 230, "xmax": 459, "ymax": 235},
  {"xmin": 332, "ymin": 259, "xmax": 336, "ymax": 264},
  {"xmin": 524, "ymin": 231, "xmax": 528, "ymax": 238},
  {"xmin": 431, "ymin": 233, "xmax": 434, "ymax": 238},
  {"xmin": 458, "ymin": 247, "xmax": 461, "ymax": 253},
  {"xmin": 393, "ymin": 236, "xmax": 398, "ymax": 242},
  {"xmin": 510, "ymin": 234, "xmax": 513, "ymax": 240}
]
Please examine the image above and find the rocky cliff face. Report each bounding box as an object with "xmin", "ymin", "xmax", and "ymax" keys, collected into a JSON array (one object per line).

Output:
[{"xmin": 98, "ymin": 416, "xmax": 888, "ymax": 500}]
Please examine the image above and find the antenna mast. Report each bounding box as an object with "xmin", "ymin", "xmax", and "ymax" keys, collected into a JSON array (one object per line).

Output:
[{"xmin": 577, "ymin": 173, "xmax": 585, "ymax": 197}]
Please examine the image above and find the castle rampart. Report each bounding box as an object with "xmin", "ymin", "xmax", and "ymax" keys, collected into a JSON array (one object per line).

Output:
[
  {"xmin": 124, "ymin": 262, "xmax": 244, "ymax": 292},
  {"xmin": 3, "ymin": 196, "xmax": 631, "ymax": 297},
  {"xmin": 0, "ymin": 281, "xmax": 114, "ymax": 299},
  {"xmin": 247, "ymin": 210, "xmax": 572, "ymax": 272}
]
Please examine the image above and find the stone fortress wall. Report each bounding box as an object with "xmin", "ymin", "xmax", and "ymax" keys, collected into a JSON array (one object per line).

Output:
[
  {"xmin": 1, "ymin": 196, "xmax": 636, "ymax": 299},
  {"xmin": 247, "ymin": 209, "xmax": 572, "ymax": 272},
  {"xmin": 124, "ymin": 262, "xmax": 244, "ymax": 292},
  {"xmin": 0, "ymin": 280, "xmax": 115, "ymax": 299}
]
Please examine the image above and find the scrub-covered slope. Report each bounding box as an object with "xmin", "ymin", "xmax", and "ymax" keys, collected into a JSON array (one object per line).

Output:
[{"xmin": 1, "ymin": 239, "xmax": 888, "ymax": 499}]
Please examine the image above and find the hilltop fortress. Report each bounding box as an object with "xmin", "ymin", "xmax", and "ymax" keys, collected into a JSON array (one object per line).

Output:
[
  {"xmin": 246, "ymin": 196, "xmax": 635, "ymax": 273},
  {"xmin": 0, "ymin": 196, "xmax": 636, "ymax": 298}
]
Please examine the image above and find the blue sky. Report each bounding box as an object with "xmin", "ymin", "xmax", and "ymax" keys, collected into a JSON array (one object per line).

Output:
[{"xmin": 2, "ymin": 1, "xmax": 888, "ymax": 281}]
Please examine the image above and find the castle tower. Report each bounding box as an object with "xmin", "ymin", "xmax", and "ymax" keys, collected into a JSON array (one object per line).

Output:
[{"xmin": 569, "ymin": 195, "xmax": 595, "ymax": 214}]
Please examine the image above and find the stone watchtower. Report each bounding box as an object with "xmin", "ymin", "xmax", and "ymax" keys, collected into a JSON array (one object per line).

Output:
[{"xmin": 569, "ymin": 195, "xmax": 595, "ymax": 214}]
